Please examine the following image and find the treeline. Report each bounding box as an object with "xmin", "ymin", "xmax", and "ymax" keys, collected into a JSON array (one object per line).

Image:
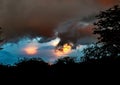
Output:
[{"xmin": 0, "ymin": 57, "xmax": 120, "ymax": 81}]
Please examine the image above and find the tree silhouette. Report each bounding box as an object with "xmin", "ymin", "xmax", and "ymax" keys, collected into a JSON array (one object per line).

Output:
[
  {"xmin": 83, "ymin": 45, "xmax": 102, "ymax": 61},
  {"xmin": 84, "ymin": 5, "xmax": 120, "ymax": 62},
  {"xmin": 55, "ymin": 57, "xmax": 76, "ymax": 65}
]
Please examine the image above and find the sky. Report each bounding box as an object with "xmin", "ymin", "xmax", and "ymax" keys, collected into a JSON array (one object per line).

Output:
[
  {"xmin": 0, "ymin": 37, "xmax": 86, "ymax": 65},
  {"xmin": 0, "ymin": 0, "xmax": 119, "ymax": 65}
]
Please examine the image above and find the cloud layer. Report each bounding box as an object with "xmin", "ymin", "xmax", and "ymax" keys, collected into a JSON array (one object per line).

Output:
[
  {"xmin": 0, "ymin": 37, "xmax": 86, "ymax": 65},
  {"xmin": 0, "ymin": 0, "xmax": 119, "ymax": 44}
]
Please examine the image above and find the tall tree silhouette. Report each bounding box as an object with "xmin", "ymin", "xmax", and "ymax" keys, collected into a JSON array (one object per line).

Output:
[{"xmin": 84, "ymin": 5, "xmax": 120, "ymax": 61}]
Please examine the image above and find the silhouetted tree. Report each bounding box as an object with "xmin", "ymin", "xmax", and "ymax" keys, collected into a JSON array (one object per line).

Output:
[
  {"xmin": 83, "ymin": 45, "xmax": 102, "ymax": 61},
  {"xmin": 94, "ymin": 5, "xmax": 120, "ymax": 57},
  {"xmin": 55, "ymin": 57, "xmax": 76, "ymax": 65},
  {"xmin": 84, "ymin": 5, "xmax": 120, "ymax": 62}
]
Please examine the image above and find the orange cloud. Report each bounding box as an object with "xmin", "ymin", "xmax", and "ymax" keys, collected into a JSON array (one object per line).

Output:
[
  {"xmin": 24, "ymin": 46, "xmax": 38, "ymax": 55},
  {"xmin": 97, "ymin": 0, "xmax": 119, "ymax": 7}
]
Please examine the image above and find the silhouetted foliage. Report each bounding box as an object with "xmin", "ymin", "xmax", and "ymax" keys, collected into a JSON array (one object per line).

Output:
[
  {"xmin": 16, "ymin": 58, "xmax": 48, "ymax": 67},
  {"xmin": 0, "ymin": 58, "xmax": 120, "ymax": 81},
  {"xmin": 83, "ymin": 45, "xmax": 102, "ymax": 61},
  {"xmin": 84, "ymin": 5, "xmax": 120, "ymax": 62},
  {"xmin": 55, "ymin": 57, "xmax": 76, "ymax": 65},
  {"xmin": 94, "ymin": 5, "xmax": 120, "ymax": 57}
]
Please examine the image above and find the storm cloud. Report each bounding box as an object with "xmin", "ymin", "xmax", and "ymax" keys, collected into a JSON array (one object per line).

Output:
[
  {"xmin": 0, "ymin": 0, "xmax": 119, "ymax": 43},
  {"xmin": 55, "ymin": 16, "xmax": 96, "ymax": 47}
]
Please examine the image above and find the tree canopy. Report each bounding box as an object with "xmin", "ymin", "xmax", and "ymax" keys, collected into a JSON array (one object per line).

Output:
[{"xmin": 84, "ymin": 5, "xmax": 120, "ymax": 61}]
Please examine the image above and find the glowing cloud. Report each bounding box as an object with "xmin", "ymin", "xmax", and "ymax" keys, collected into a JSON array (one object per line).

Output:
[
  {"xmin": 55, "ymin": 43, "xmax": 73, "ymax": 57},
  {"xmin": 24, "ymin": 46, "xmax": 38, "ymax": 55},
  {"xmin": 23, "ymin": 41, "xmax": 39, "ymax": 55}
]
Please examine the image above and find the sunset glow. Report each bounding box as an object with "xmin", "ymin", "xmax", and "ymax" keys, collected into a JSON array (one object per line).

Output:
[
  {"xmin": 62, "ymin": 44, "xmax": 72, "ymax": 53},
  {"xmin": 23, "ymin": 45, "xmax": 38, "ymax": 55},
  {"xmin": 55, "ymin": 43, "xmax": 72, "ymax": 57}
]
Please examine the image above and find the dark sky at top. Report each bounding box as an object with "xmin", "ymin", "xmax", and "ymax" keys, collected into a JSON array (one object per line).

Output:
[{"xmin": 0, "ymin": 0, "xmax": 119, "ymax": 44}]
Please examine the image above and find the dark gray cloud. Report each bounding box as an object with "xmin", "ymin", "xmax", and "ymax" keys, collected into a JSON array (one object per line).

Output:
[
  {"xmin": 0, "ymin": 0, "xmax": 119, "ymax": 44},
  {"xmin": 55, "ymin": 17, "xmax": 97, "ymax": 47}
]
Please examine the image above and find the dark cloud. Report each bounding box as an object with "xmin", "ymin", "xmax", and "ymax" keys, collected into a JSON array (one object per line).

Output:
[
  {"xmin": 0, "ymin": 0, "xmax": 119, "ymax": 43},
  {"xmin": 55, "ymin": 18, "xmax": 97, "ymax": 47}
]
